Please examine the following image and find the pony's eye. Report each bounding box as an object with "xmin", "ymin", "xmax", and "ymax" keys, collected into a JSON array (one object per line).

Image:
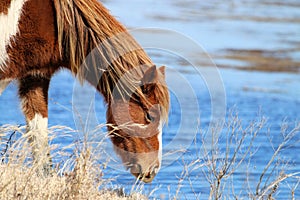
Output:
[{"xmin": 145, "ymin": 111, "xmax": 155, "ymax": 123}]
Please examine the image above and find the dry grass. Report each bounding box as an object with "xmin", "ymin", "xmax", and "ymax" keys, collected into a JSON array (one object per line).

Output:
[
  {"xmin": 0, "ymin": 125, "xmax": 147, "ymax": 200},
  {"xmin": 170, "ymin": 112, "xmax": 300, "ymax": 200}
]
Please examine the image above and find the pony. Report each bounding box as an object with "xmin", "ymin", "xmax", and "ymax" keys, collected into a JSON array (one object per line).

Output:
[{"xmin": 0, "ymin": 0, "xmax": 169, "ymax": 183}]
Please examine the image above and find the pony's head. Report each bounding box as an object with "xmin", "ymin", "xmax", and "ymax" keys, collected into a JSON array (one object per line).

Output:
[{"xmin": 106, "ymin": 65, "xmax": 169, "ymax": 183}]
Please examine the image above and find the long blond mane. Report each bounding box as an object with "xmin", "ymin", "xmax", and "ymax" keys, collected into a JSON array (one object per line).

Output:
[{"xmin": 53, "ymin": 0, "xmax": 169, "ymax": 120}]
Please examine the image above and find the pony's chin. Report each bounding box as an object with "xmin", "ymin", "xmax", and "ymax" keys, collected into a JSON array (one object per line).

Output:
[{"xmin": 128, "ymin": 163, "xmax": 157, "ymax": 183}]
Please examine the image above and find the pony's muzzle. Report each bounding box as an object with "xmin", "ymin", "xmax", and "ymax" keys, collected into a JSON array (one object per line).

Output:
[{"xmin": 130, "ymin": 163, "xmax": 159, "ymax": 183}]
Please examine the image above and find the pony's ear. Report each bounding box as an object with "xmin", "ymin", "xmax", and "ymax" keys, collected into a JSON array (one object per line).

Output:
[
  {"xmin": 158, "ymin": 66, "xmax": 166, "ymax": 77},
  {"xmin": 141, "ymin": 65, "xmax": 158, "ymax": 94},
  {"xmin": 142, "ymin": 65, "xmax": 158, "ymax": 84}
]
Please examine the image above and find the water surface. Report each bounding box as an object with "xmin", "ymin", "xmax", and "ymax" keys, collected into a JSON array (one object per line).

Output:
[{"xmin": 0, "ymin": 0, "xmax": 299, "ymax": 199}]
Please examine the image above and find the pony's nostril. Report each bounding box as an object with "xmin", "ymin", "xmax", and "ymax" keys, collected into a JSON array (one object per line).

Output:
[
  {"xmin": 130, "ymin": 163, "xmax": 142, "ymax": 176},
  {"xmin": 145, "ymin": 172, "xmax": 152, "ymax": 179},
  {"xmin": 140, "ymin": 171, "xmax": 156, "ymax": 183}
]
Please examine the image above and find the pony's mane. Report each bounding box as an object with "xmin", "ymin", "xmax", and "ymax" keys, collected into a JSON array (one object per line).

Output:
[{"xmin": 53, "ymin": 0, "xmax": 169, "ymax": 121}]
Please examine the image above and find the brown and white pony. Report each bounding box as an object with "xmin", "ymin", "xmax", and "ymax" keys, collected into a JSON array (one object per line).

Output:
[{"xmin": 0, "ymin": 0, "xmax": 169, "ymax": 183}]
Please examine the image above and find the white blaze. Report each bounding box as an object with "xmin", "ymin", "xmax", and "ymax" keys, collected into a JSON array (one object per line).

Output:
[
  {"xmin": 0, "ymin": 0, "xmax": 27, "ymax": 70},
  {"xmin": 157, "ymin": 120, "xmax": 163, "ymax": 171}
]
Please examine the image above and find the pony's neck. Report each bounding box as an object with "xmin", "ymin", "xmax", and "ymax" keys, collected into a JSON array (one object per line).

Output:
[{"xmin": 54, "ymin": 0, "xmax": 153, "ymax": 101}]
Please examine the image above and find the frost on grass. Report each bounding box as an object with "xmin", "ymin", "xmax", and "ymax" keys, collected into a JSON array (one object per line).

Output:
[{"xmin": 0, "ymin": 125, "xmax": 147, "ymax": 200}]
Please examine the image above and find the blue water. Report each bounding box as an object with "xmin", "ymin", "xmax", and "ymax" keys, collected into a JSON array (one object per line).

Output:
[{"xmin": 1, "ymin": 0, "xmax": 300, "ymax": 199}]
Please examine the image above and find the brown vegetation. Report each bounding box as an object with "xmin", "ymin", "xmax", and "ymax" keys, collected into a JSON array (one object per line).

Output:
[
  {"xmin": 0, "ymin": 125, "xmax": 147, "ymax": 200},
  {"xmin": 214, "ymin": 49, "xmax": 300, "ymax": 73}
]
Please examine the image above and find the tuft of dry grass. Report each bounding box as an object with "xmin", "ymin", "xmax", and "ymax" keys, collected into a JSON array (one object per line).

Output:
[
  {"xmin": 0, "ymin": 125, "xmax": 147, "ymax": 200},
  {"xmin": 170, "ymin": 112, "xmax": 300, "ymax": 200}
]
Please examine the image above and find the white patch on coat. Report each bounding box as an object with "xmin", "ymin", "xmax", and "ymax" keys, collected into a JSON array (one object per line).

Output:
[
  {"xmin": 27, "ymin": 113, "xmax": 48, "ymax": 142},
  {"xmin": 27, "ymin": 113, "xmax": 50, "ymax": 172},
  {"xmin": 0, "ymin": 79, "xmax": 12, "ymax": 95},
  {"xmin": 27, "ymin": 113, "xmax": 48, "ymax": 132},
  {"xmin": 0, "ymin": 0, "xmax": 27, "ymax": 71},
  {"xmin": 27, "ymin": 113, "xmax": 49, "ymax": 152}
]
